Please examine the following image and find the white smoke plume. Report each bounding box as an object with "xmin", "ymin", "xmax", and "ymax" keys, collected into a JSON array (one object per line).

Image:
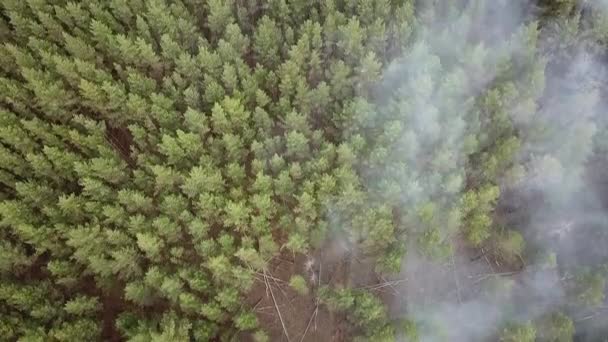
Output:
[{"xmin": 347, "ymin": 0, "xmax": 608, "ymax": 340}]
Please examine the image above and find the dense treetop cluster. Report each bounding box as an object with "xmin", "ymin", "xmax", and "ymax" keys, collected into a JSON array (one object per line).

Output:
[{"xmin": 0, "ymin": 0, "xmax": 607, "ymax": 341}]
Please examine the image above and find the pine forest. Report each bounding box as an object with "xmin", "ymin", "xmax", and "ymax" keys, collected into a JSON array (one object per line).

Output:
[{"xmin": 2, "ymin": 0, "xmax": 608, "ymax": 341}]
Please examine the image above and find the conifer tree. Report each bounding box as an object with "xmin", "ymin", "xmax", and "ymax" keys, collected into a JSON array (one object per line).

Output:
[{"xmin": 0, "ymin": 0, "xmax": 607, "ymax": 340}]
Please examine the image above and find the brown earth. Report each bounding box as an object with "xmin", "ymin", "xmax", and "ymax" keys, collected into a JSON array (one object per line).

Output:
[
  {"xmin": 244, "ymin": 231, "xmax": 527, "ymax": 341},
  {"xmin": 242, "ymin": 251, "xmax": 347, "ymax": 342}
]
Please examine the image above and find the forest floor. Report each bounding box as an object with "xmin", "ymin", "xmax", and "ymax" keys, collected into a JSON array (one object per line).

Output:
[
  {"xmin": 244, "ymin": 244, "xmax": 350, "ymax": 342},
  {"xmin": 386, "ymin": 237, "xmax": 508, "ymax": 316},
  {"xmin": 245, "ymin": 233, "xmax": 522, "ymax": 341}
]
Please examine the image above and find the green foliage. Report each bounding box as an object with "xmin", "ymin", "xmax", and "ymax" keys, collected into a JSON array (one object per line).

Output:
[
  {"xmin": 252, "ymin": 329, "xmax": 270, "ymax": 342},
  {"xmin": 234, "ymin": 310, "xmax": 258, "ymax": 331},
  {"xmin": 64, "ymin": 296, "xmax": 101, "ymax": 316},
  {"xmin": 319, "ymin": 286, "xmax": 392, "ymax": 339},
  {"xmin": 460, "ymin": 186, "xmax": 500, "ymax": 246},
  {"xmin": 500, "ymin": 321, "xmax": 536, "ymax": 342},
  {"xmin": 570, "ymin": 269, "xmax": 606, "ymax": 308},
  {"xmin": 0, "ymin": 0, "xmax": 606, "ymax": 340},
  {"xmin": 535, "ymin": 312, "xmax": 575, "ymax": 342},
  {"xmin": 396, "ymin": 318, "xmax": 420, "ymax": 342},
  {"xmin": 288, "ymin": 275, "xmax": 309, "ymax": 295},
  {"xmin": 496, "ymin": 230, "xmax": 526, "ymax": 264}
]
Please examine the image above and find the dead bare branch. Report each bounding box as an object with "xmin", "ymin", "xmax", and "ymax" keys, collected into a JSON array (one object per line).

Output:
[
  {"xmin": 470, "ymin": 271, "xmax": 521, "ymax": 285},
  {"xmin": 357, "ymin": 278, "xmax": 408, "ymax": 291},
  {"xmin": 264, "ymin": 270, "xmax": 291, "ymax": 342},
  {"xmin": 452, "ymin": 253, "xmax": 462, "ymax": 303},
  {"xmin": 299, "ymin": 304, "xmax": 318, "ymax": 342}
]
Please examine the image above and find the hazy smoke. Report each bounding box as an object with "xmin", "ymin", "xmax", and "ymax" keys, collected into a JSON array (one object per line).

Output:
[{"xmin": 351, "ymin": 0, "xmax": 608, "ymax": 340}]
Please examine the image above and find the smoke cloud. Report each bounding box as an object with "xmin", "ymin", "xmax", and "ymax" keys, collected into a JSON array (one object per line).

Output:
[{"xmin": 341, "ymin": 0, "xmax": 608, "ymax": 340}]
